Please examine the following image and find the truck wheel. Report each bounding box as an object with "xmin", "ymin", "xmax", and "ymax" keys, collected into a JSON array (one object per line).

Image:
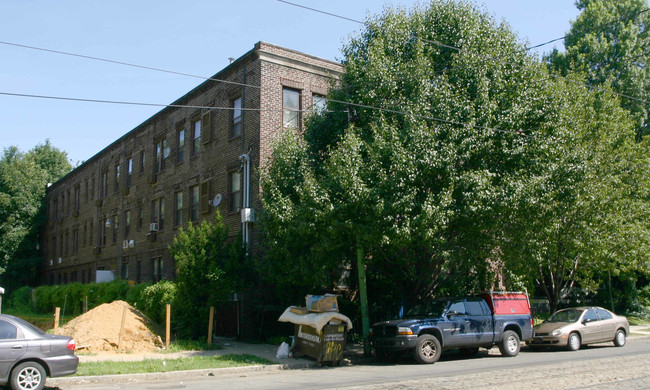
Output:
[
  {"xmin": 11, "ymin": 361, "xmax": 46, "ymax": 390},
  {"xmin": 413, "ymin": 334, "xmax": 441, "ymax": 364},
  {"xmin": 567, "ymin": 332, "xmax": 581, "ymax": 351},
  {"xmin": 499, "ymin": 330, "xmax": 520, "ymax": 357},
  {"xmin": 613, "ymin": 329, "xmax": 626, "ymax": 347}
]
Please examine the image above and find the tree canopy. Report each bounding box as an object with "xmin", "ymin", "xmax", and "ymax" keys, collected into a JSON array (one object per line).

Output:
[
  {"xmin": 548, "ymin": 0, "xmax": 650, "ymax": 139},
  {"xmin": 0, "ymin": 140, "xmax": 72, "ymax": 289},
  {"xmin": 261, "ymin": 0, "xmax": 650, "ymax": 318}
]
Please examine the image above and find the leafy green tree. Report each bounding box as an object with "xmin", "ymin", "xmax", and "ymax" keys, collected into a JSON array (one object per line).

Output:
[
  {"xmin": 169, "ymin": 214, "xmax": 247, "ymax": 339},
  {"xmin": 261, "ymin": 0, "xmax": 650, "ymax": 325},
  {"xmin": 500, "ymin": 74, "xmax": 650, "ymax": 312},
  {"xmin": 0, "ymin": 140, "xmax": 71, "ymax": 290},
  {"xmin": 548, "ymin": 0, "xmax": 650, "ymax": 139},
  {"xmin": 262, "ymin": 1, "xmax": 558, "ymax": 349}
]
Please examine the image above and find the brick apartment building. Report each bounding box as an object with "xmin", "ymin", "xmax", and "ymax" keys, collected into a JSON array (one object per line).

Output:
[{"xmin": 39, "ymin": 42, "xmax": 342, "ymax": 337}]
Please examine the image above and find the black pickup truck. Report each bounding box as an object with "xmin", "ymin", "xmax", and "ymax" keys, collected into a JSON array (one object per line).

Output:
[{"xmin": 370, "ymin": 292, "xmax": 534, "ymax": 364}]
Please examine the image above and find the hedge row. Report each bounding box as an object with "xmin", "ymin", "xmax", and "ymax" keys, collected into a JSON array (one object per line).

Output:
[{"xmin": 7, "ymin": 281, "xmax": 177, "ymax": 326}]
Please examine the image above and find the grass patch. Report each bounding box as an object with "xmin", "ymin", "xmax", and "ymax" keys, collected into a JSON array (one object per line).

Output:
[
  {"xmin": 76, "ymin": 354, "xmax": 272, "ymax": 376},
  {"xmin": 163, "ymin": 339, "xmax": 222, "ymax": 353}
]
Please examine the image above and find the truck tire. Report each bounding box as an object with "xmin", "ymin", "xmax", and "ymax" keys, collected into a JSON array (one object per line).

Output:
[
  {"xmin": 499, "ymin": 330, "xmax": 520, "ymax": 357},
  {"xmin": 567, "ymin": 332, "xmax": 581, "ymax": 351},
  {"xmin": 413, "ymin": 334, "xmax": 442, "ymax": 364}
]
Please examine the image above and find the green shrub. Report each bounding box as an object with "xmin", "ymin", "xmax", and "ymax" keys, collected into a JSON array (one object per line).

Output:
[
  {"xmin": 126, "ymin": 282, "xmax": 151, "ymax": 310},
  {"xmin": 7, "ymin": 286, "xmax": 34, "ymax": 312},
  {"xmin": 140, "ymin": 281, "xmax": 177, "ymax": 324}
]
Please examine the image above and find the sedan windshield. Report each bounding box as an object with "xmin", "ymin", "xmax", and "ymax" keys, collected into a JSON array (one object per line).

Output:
[
  {"xmin": 546, "ymin": 309, "xmax": 583, "ymax": 323},
  {"xmin": 404, "ymin": 301, "xmax": 447, "ymax": 318}
]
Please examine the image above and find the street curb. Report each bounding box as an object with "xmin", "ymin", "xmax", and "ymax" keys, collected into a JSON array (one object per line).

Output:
[{"xmin": 47, "ymin": 361, "xmax": 318, "ymax": 387}]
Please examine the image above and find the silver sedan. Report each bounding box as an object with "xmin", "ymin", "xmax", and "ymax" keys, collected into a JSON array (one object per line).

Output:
[
  {"xmin": 0, "ymin": 314, "xmax": 78, "ymax": 390},
  {"xmin": 528, "ymin": 306, "xmax": 629, "ymax": 351}
]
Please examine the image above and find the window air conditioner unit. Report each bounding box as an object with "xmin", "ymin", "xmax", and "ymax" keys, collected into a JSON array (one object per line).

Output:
[
  {"xmin": 58, "ymin": 257, "xmax": 62, "ymax": 264},
  {"xmin": 149, "ymin": 222, "xmax": 158, "ymax": 232},
  {"xmin": 122, "ymin": 240, "xmax": 129, "ymax": 249}
]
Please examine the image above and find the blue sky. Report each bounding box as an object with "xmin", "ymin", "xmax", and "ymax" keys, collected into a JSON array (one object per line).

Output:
[{"xmin": 0, "ymin": 0, "xmax": 580, "ymax": 165}]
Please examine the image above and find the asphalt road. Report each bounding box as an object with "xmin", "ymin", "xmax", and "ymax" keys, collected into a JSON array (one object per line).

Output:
[{"xmin": 52, "ymin": 339, "xmax": 650, "ymax": 390}]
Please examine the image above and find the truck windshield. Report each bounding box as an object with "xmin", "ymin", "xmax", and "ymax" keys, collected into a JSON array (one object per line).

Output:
[{"xmin": 404, "ymin": 301, "xmax": 447, "ymax": 318}]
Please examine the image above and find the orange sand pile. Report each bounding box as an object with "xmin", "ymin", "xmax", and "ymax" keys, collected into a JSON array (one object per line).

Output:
[{"xmin": 56, "ymin": 300, "xmax": 164, "ymax": 353}]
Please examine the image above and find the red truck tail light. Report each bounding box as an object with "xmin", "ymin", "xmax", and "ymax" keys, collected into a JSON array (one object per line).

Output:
[{"xmin": 67, "ymin": 338, "xmax": 76, "ymax": 351}]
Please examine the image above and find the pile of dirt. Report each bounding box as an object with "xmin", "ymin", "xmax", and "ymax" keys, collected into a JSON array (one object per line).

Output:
[{"xmin": 55, "ymin": 300, "xmax": 164, "ymax": 353}]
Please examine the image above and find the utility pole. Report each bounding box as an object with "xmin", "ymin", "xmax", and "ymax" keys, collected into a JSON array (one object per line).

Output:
[{"xmin": 357, "ymin": 235, "xmax": 371, "ymax": 356}]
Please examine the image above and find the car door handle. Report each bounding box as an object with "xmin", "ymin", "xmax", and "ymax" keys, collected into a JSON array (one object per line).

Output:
[{"xmin": 12, "ymin": 345, "xmax": 24, "ymax": 350}]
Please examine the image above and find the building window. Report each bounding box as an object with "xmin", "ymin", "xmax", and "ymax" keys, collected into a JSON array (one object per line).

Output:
[
  {"xmin": 127, "ymin": 158, "xmax": 133, "ymax": 187},
  {"xmin": 90, "ymin": 175, "xmax": 95, "ymax": 200},
  {"xmin": 121, "ymin": 257, "xmax": 129, "ymax": 280},
  {"xmin": 190, "ymin": 185, "xmax": 199, "ymax": 222},
  {"xmin": 283, "ymin": 87, "xmax": 301, "ymax": 129},
  {"xmin": 137, "ymin": 204, "xmax": 143, "ymax": 230},
  {"xmin": 112, "ymin": 215, "xmax": 119, "ymax": 244},
  {"xmin": 230, "ymin": 171, "xmax": 241, "ymax": 211},
  {"xmin": 101, "ymin": 170, "xmax": 109, "ymax": 199},
  {"xmin": 83, "ymin": 222, "xmax": 87, "ymax": 248},
  {"xmin": 152, "ymin": 257, "xmax": 163, "ymax": 282},
  {"xmin": 114, "ymin": 164, "xmax": 120, "ymax": 193},
  {"xmin": 313, "ymin": 94, "xmax": 327, "ymax": 114},
  {"xmin": 51, "ymin": 236, "xmax": 56, "ymax": 260},
  {"xmin": 139, "ymin": 150, "xmax": 145, "ymax": 174},
  {"xmin": 72, "ymin": 228, "xmax": 79, "ymax": 254},
  {"xmin": 64, "ymin": 231, "xmax": 69, "ymax": 256},
  {"xmin": 74, "ymin": 186, "xmax": 80, "ymax": 215},
  {"xmin": 152, "ymin": 198, "xmax": 165, "ymax": 231},
  {"xmin": 177, "ymin": 129, "xmax": 185, "ymax": 163},
  {"xmin": 66, "ymin": 189, "xmax": 71, "ymax": 216},
  {"xmin": 191, "ymin": 119, "xmax": 201, "ymax": 155},
  {"xmin": 84, "ymin": 179, "xmax": 89, "ymax": 203},
  {"xmin": 101, "ymin": 218, "xmax": 107, "ymax": 246},
  {"xmin": 155, "ymin": 139, "xmax": 168, "ymax": 174},
  {"xmin": 124, "ymin": 210, "xmax": 131, "ymax": 237},
  {"xmin": 174, "ymin": 191, "xmax": 183, "ymax": 226},
  {"xmin": 231, "ymin": 97, "xmax": 242, "ymax": 138}
]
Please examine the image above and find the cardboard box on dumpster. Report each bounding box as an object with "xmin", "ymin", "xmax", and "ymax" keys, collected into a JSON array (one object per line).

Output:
[
  {"xmin": 289, "ymin": 306, "xmax": 310, "ymax": 315},
  {"xmin": 306, "ymin": 294, "xmax": 338, "ymax": 312}
]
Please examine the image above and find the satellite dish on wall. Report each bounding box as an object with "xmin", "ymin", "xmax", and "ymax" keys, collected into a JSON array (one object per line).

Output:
[{"xmin": 212, "ymin": 193, "xmax": 222, "ymax": 207}]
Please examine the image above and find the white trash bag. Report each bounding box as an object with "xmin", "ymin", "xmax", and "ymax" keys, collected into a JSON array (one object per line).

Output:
[{"xmin": 276, "ymin": 341, "xmax": 290, "ymax": 359}]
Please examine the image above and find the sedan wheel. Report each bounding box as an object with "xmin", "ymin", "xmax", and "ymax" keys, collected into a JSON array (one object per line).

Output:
[
  {"xmin": 11, "ymin": 361, "xmax": 46, "ymax": 390},
  {"xmin": 614, "ymin": 329, "xmax": 626, "ymax": 347},
  {"xmin": 567, "ymin": 332, "xmax": 581, "ymax": 351}
]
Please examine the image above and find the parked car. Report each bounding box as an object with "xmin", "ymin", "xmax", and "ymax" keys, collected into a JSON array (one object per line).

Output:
[
  {"xmin": 0, "ymin": 314, "xmax": 78, "ymax": 390},
  {"xmin": 370, "ymin": 291, "xmax": 534, "ymax": 364},
  {"xmin": 528, "ymin": 307, "xmax": 629, "ymax": 351}
]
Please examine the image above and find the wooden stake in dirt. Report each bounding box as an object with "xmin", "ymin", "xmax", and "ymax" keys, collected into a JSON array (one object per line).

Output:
[
  {"xmin": 117, "ymin": 306, "xmax": 127, "ymax": 351},
  {"xmin": 207, "ymin": 306, "xmax": 215, "ymax": 344},
  {"xmin": 165, "ymin": 304, "xmax": 171, "ymax": 349},
  {"xmin": 54, "ymin": 307, "xmax": 60, "ymax": 332}
]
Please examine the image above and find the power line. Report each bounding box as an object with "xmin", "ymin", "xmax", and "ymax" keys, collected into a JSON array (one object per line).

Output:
[
  {"xmin": 1, "ymin": 90, "xmax": 528, "ymax": 137},
  {"xmin": 522, "ymin": 7, "xmax": 650, "ymax": 52},
  {"xmin": 277, "ymin": 0, "xmax": 650, "ymax": 106},
  {"xmin": 0, "ymin": 40, "xmax": 260, "ymax": 92},
  {"xmin": 0, "ymin": 91, "xmax": 329, "ymax": 113}
]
